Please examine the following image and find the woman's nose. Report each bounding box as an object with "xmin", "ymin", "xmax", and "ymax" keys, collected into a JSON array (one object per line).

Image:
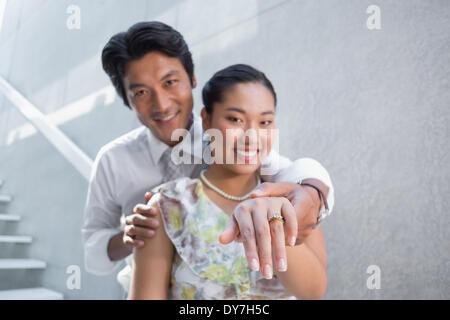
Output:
[{"xmin": 239, "ymin": 126, "xmax": 259, "ymax": 147}]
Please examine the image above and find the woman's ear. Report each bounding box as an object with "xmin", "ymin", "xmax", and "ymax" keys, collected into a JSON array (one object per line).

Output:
[{"xmin": 201, "ymin": 107, "xmax": 210, "ymax": 132}]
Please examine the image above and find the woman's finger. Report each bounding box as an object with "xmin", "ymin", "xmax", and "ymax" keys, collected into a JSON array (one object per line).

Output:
[
  {"xmin": 236, "ymin": 232, "xmax": 243, "ymax": 243},
  {"xmin": 268, "ymin": 199, "xmax": 288, "ymax": 273},
  {"xmin": 218, "ymin": 216, "xmax": 240, "ymax": 244},
  {"xmin": 233, "ymin": 206, "xmax": 260, "ymax": 272},
  {"xmin": 280, "ymin": 198, "xmax": 298, "ymax": 247},
  {"xmin": 251, "ymin": 203, "xmax": 274, "ymax": 279}
]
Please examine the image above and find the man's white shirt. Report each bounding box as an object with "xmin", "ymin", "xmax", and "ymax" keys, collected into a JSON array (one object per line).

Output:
[{"xmin": 82, "ymin": 114, "xmax": 335, "ymax": 292}]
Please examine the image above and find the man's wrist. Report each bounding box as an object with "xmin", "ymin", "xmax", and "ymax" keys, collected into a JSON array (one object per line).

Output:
[
  {"xmin": 298, "ymin": 178, "xmax": 330, "ymax": 229},
  {"xmin": 298, "ymin": 184, "xmax": 322, "ymax": 211},
  {"xmin": 107, "ymin": 231, "xmax": 132, "ymax": 261}
]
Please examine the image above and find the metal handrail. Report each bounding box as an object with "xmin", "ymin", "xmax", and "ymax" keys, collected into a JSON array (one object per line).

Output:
[{"xmin": 0, "ymin": 76, "xmax": 93, "ymax": 181}]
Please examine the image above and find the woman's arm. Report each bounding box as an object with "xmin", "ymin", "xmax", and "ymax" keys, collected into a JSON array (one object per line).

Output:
[
  {"xmin": 128, "ymin": 202, "xmax": 174, "ymax": 300},
  {"xmin": 274, "ymin": 226, "xmax": 327, "ymax": 300}
]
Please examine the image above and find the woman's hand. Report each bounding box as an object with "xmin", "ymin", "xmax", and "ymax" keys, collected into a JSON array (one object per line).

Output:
[{"xmin": 219, "ymin": 196, "xmax": 298, "ymax": 279}]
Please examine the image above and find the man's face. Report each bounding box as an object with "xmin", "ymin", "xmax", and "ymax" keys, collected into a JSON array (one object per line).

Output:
[{"xmin": 123, "ymin": 51, "xmax": 196, "ymax": 146}]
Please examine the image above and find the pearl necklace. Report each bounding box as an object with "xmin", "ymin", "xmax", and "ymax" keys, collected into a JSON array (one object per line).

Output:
[{"xmin": 199, "ymin": 169, "xmax": 261, "ymax": 201}]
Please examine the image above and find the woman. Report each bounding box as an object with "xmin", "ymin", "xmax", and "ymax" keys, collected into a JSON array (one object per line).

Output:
[{"xmin": 129, "ymin": 64, "xmax": 327, "ymax": 299}]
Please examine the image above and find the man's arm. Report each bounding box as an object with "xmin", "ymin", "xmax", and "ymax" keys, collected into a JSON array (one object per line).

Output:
[
  {"xmin": 258, "ymin": 150, "xmax": 334, "ymax": 240},
  {"xmin": 82, "ymin": 149, "xmax": 126, "ymax": 275},
  {"xmin": 260, "ymin": 151, "xmax": 334, "ymax": 214}
]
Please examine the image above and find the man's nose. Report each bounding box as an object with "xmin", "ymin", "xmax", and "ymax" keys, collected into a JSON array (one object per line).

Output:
[{"xmin": 153, "ymin": 90, "xmax": 173, "ymax": 113}]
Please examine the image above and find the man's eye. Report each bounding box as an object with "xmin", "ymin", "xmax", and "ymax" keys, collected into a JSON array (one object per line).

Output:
[
  {"xmin": 165, "ymin": 79, "xmax": 178, "ymax": 87},
  {"xmin": 135, "ymin": 90, "xmax": 147, "ymax": 97},
  {"xmin": 261, "ymin": 120, "xmax": 272, "ymax": 125}
]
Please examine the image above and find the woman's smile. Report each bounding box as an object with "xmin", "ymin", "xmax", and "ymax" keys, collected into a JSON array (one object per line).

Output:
[{"xmin": 234, "ymin": 147, "xmax": 259, "ymax": 163}]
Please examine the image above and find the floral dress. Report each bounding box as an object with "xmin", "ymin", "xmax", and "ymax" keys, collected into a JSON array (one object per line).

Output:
[{"xmin": 150, "ymin": 176, "xmax": 295, "ymax": 300}]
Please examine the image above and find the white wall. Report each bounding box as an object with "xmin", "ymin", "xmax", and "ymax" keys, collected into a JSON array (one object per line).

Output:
[{"xmin": 0, "ymin": 0, "xmax": 449, "ymax": 299}]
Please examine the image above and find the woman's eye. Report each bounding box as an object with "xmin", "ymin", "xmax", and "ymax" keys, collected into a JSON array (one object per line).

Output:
[
  {"xmin": 261, "ymin": 120, "xmax": 272, "ymax": 126},
  {"xmin": 227, "ymin": 117, "xmax": 243, "ymax": 123}
]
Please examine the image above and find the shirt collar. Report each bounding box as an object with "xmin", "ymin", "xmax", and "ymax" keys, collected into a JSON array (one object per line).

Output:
[
  {"xmin": 146, "ymin": 128, "xmax": 169, "ymax": 165},
  {"xmin": 145, "ymin": 113, "xmax": 204, "ymax": 165}
]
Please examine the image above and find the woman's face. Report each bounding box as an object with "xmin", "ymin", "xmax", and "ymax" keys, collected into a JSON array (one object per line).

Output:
[{"xmin": 202, "ymin": 81, "xmax": 276, "ymax": 175}]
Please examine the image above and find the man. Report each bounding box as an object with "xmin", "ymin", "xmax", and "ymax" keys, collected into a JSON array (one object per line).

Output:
[{"xmin": 82, "ymin": 21, "xmax": 334, "ymax": 294}]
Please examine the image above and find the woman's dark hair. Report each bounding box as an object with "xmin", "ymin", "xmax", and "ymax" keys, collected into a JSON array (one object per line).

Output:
[
  {"xmin": 101, "ymin": 21, "xmax": 194, "ymax": 108},
  {"xmin": 202, "ymin": 64, "xmax": 277, "ymax": 114}
]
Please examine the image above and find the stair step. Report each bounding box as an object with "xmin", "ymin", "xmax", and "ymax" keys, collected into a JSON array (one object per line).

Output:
[
  {"xmin": 0, "ymin": 259, "xmax": 46, "ymax": 269},
  {"xmin": 0, "ymin": 214, "xmax": 20, "ymax": 221},
  {"xmin": 0, "ymin": 287, "xmax": 63, "ymax": 300},
  {"xmin": 0, "ymin": 235, "xmax": 32, "ymax": 243},
  {"xmin": 0, "ymin": 194, "xmax": 12, "ymax": 203}
]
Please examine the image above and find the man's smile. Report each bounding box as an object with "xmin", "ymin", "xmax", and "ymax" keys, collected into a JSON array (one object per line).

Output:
[{"xmin": 152, "ymin": 110, "xmax": 181, "ymax": 125}]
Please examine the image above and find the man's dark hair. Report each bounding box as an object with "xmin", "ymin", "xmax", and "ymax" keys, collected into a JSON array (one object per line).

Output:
[
  {"xmin": 101, "ymin": 21, "xmax": 194, "ymax": 108},
  {"xmin": 202, "ymin": 64, "xmax": 277, "ymax": 114}
]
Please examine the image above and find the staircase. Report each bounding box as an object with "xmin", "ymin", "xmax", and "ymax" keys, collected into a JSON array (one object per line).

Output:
[{"xmin": 0, "ymin": 179, "xmax": 64, "ymax": 300}]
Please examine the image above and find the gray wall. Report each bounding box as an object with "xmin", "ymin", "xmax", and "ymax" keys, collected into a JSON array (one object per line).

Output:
[{"xmin": 0, "ymin": 0, "xmax": 448, "ymax": 299}]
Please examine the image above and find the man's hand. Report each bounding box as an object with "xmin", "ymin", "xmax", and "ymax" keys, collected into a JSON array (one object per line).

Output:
[{"xmin": 123, "ymin": 192, "xmax": 160, "ymax": 248}]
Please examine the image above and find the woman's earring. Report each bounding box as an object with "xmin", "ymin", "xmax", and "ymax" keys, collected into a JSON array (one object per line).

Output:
[
  {"xmin": 203, "ymin": 132, "xmax": 211, "ymax": 144},
  {"xmin": 202, "ymin": 132, "xmax": 213, "ymax": 164}
]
